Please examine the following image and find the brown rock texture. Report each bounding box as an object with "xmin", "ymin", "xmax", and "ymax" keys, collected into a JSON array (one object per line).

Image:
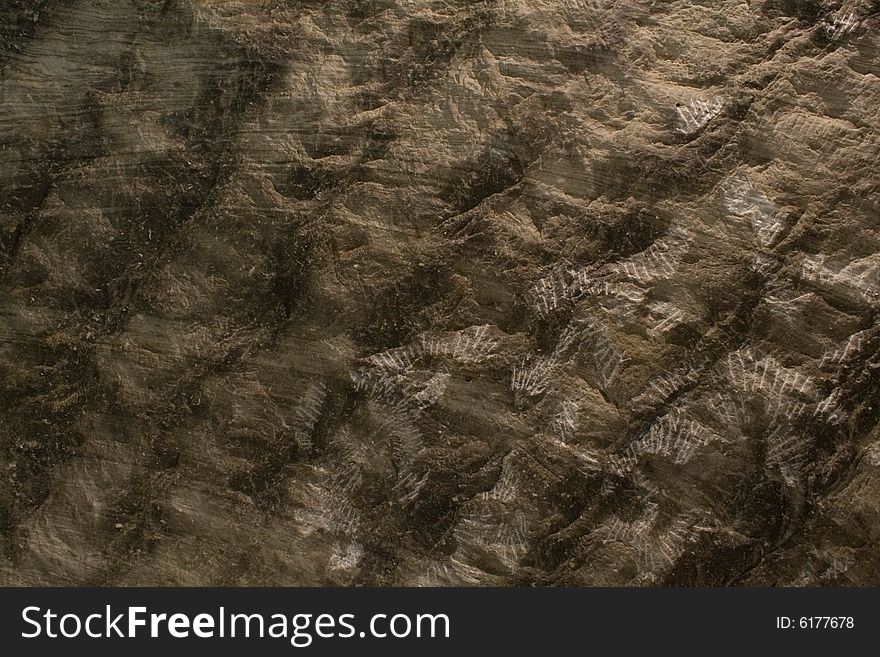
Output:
[{"xmin": 1, "ymin": 0, "xmax": 879, "ymax": 585}]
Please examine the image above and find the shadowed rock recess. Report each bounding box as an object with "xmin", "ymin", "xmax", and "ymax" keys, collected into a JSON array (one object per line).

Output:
[{"xmin": 1, "ymin": 0, "xmax": 878, "ymax": 586}]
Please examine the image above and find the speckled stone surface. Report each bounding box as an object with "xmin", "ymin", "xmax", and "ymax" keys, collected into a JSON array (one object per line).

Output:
[{"xmin": 1, "ymin": 0, "xmax": 879, "ymax": 585}]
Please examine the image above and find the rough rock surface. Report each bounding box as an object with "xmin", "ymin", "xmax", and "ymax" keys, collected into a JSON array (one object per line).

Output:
[{"xmin": 1, "ymin": 0, "xmax": 878, "ymax": 586}]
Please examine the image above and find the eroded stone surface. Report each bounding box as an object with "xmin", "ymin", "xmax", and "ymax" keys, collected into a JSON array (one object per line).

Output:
[{"xmin": 1, "ymin": 0, "xmax": 878, "ymax": 585}]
